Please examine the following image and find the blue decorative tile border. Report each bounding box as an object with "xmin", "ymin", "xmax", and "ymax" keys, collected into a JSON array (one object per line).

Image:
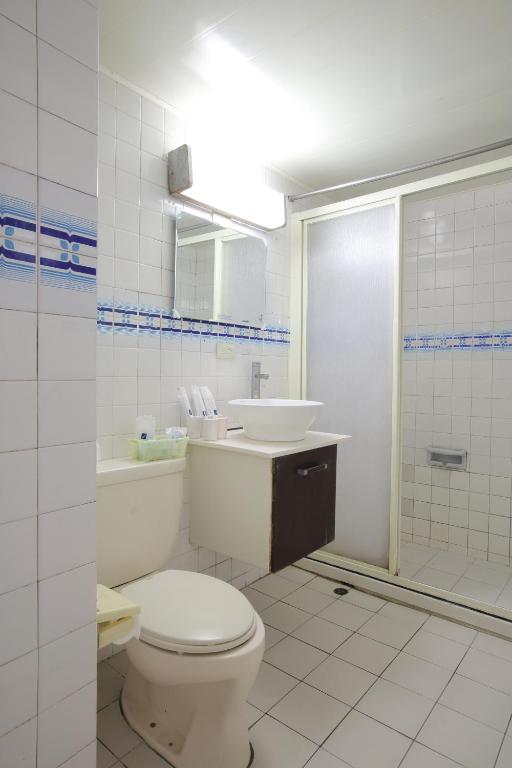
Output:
[
  {"xmin": 0, "ymin": 193, "xmax": 97, "ymax": 293},
  {"xmin": 404, "ymin": 330, "xmax": 512, "ymax": 351},
  {"xmin": 97, "ymin": 300, "xmax": 291, "ymax": 344}
]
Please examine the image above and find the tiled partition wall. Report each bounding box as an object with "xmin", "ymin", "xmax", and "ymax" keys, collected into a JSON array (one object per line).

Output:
[
  {"xmin": 96, "ymin": 73, "xmax": 290, "ymax": 589},
  {"xmin": 401, "ymin": 173, "xmax": 512, "ymax": 566},
  {"xmin": 0, "ymin": 1, "xmax": 98, "ymax": 766}
]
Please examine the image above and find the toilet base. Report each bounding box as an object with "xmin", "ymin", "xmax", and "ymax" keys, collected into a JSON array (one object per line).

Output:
[
  {"xmin": 121, "ymin": 691, "xmax": 255, "ymax": 768},
  {"xmin": 121, "ymin": 615, "xmax": 265, "ymax": 768}
]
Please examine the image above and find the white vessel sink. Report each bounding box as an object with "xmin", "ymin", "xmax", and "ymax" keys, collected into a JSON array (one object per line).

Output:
[{"xmin": 228, "ymin": 398, "xmax": 323, "ymax": 442}]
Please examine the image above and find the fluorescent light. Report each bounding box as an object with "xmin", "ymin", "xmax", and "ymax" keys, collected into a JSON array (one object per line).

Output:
[{"xmin": 168, "ymin": 144, "xmax": 286, "ymax": 231}]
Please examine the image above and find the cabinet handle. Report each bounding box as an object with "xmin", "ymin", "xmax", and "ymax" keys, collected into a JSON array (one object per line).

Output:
[{"xmin": 297, "ymin": 463, "xmax": 328, "ymax": 477}]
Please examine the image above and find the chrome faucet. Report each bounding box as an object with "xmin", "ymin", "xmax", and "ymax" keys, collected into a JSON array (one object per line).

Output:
[{"xmin": 251, "ymin": 361, "xmax": 269, "ymax": 399}]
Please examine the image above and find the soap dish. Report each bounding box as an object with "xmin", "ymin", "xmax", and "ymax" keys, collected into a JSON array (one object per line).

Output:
[{"xmin": 130, "ymin": 435, "xmax": 189, "ymax": 462}]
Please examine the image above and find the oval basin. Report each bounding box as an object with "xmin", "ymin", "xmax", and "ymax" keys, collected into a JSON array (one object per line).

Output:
[{"xmin": 228, "ymin": 398, "xmax": 323, "ymax": 442}]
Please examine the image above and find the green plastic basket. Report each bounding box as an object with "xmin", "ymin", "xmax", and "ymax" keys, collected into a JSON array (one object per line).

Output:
[{"xmin": 130, "ymin": 436, "xmax": 189, "ymax": 462}]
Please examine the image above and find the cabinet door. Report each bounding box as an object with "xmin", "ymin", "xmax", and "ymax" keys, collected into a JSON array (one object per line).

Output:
[{"xmin": 271, "ymin": 445, "xmax": 337, "ymax": 571}]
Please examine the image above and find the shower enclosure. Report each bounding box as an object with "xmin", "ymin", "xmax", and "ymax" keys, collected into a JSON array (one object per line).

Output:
[{"xmin": 291, "ymin": 156, "xmax": 512, "ymax": 628}]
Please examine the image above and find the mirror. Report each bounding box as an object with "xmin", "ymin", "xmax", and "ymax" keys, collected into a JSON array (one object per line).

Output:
[{"xmin": 174, "ymin": 211, "xmax": 267, "ymax": 326}]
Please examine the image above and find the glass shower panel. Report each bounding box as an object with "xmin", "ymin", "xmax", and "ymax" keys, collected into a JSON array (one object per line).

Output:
[{"xmin": 306, "ymin": 204, "xmax": 396, "ymax": 568}]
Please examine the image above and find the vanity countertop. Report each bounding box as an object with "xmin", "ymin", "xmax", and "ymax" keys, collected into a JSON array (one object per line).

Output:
[{"xmin": 189, "ymin": 429, "xmax": 350, "ymax": 459}]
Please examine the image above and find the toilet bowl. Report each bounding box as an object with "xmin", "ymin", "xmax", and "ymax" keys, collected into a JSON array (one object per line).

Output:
[
  {"xmin": 120, "ymin": 569, "xmax": 264, "ymax": 768},
  {"xmin": 96, "ymin": 459, "xmax": 265, "ymax": 768}
]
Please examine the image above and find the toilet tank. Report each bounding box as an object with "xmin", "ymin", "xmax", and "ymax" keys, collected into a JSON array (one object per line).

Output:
[{"xmin": 96, "ymin": 457, "xmax": 186, "ymax": 587}]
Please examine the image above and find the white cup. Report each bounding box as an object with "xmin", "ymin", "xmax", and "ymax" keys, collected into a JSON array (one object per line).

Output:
[
  {"xmin": 216, "ymin": 416, "xmax": 228, "ymax": 440},
  {"xmin": 186, "ymin": 415, "xmax": 203, "ymax": 439}
]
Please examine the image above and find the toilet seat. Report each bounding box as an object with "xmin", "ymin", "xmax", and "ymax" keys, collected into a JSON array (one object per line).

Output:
[{"xmin": 121, "ymin": 570, "xmax": 257, "ymax": 654}]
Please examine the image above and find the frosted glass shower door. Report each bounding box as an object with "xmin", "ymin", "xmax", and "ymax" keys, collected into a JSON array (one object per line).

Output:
[{"xmin": 305, "ymin": 203, "xmax": 397, "ymax": 569}]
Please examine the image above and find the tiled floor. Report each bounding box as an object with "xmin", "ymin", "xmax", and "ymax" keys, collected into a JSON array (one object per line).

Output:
[
  {"xmin": 401, "ymin": 541, "xmax": 512, "ymax": 609},
  {"xmin": 96, "ymin": 566, "xmax": 512, "ymax": 768}
]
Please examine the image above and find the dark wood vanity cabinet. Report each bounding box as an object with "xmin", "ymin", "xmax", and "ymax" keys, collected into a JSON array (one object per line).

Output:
[
  {"xmin": 271, "ymin": 445, "xmax": 337, "ymax": 571},
  {"xmin": 189, "ymin": 435, "xmax": 342, "ymax": 573}
]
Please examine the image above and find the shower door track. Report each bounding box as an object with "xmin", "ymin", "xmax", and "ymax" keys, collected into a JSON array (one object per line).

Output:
[{"xmin": 290, "ymin": 154, "xmax": 512, "ymax": 638}]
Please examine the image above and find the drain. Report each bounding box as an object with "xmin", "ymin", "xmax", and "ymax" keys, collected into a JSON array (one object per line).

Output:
[
  {"xmin": 334, "ymin": 587, "xmax": 349, "ymax": 596},
  {"xmin": 150, "ymin": 722, "xmax": 156, "ymax": 728}
]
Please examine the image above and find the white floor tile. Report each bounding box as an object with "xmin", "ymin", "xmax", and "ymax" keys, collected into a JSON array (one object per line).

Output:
[
  {"xmin": 305, "ymin": 749, "xmax": 353, "ymax": 767},
  {"xmin": 270, "ymin": 683, "xmax": 349, "ymax": 744},
  {"xmin": 473, "ymin": 631, "xmax": 512, "ymax": 663},
  {"xmin": 307, "ymin": 576, "xmax": 341, "ymax": 596},
  {"xmin": 399, "ymin": 561, "xmax": 421, "ymax": 579},
  {"xmin": 496, "ymin": 737, "xmax": 512, "ymax": 768},
  {"xmin": 323, "ymin": 710, "xmax": 411, "ymax": 768},
  {"xmin": 248, "ymin": 661, "xmax": 298, "ymax": 712},
  {"xmin": 401, "ymin": 544, "xmax": 436, "ymax": 566},
  {"xmin": 260, "ymin": 602, "xmax": 311, "ymax": 634},
  {"xmin": 96, "ymin": 702, "xmax": 141, "ymax": 758},
  {"xmin": 464, "ymin": 563, "xmax": 510, "ymax": 588},
  {"xmin": 107, "ymin": 650, "xmax": 129, "ymax": 677},
  {"xmin": 292, "ymin": 617, "xmax": 352, "ymax": 654},
  {"xmin": 283, "ymin": 586, "xmax": 337, "ymax": 614},
  {"xmin": 379, "ymin": 602, "xmax": 428, "ymax": 630},
  {"xmin": 252, "ymin": 574, "xmax": 299, "ymax": 600},
  {"xmin": 247, "ymin": 702, "xmax": 264, "ymax": 727},
  {"xmin": 452, "ymin": 577, "xmax": 502, "ymax": 604},
  {"xmin": 250, "ymin": 714, "xmax": 316, "ymax": 768},
  {"xmin": 417, "ymin": 704, "xmax": 502, "ymax": 768},
  {"xmin": 97, "ymin": 662, "xmax": 124, "ymax": 711},
  {"xmin": 356, "ymin": 678, "xmax": 434, "ymax": 738},
  {"xmin": 277, "ymin": 566, "xmax": 315, "ymax": 585},
  {"xmin": 96, "ymin": 741, "xmax": 117, "ymax": 768},
  {"xmin": 439, "ymin": 673, "xmax": 512, "ymax": 733},
  {"xmin": 264, "ymin": 625, "xmax": 286, "ymax": 651},
  {"xmin": 318, "ymin": 600, "xmax": 374, "ymax": 631},
  {"xmin": 305, "ymin": 656, "xmax": 376, "ymax": 706},
  {"xmin": 358, "ymin": 614, "xmax": 418, "ymax": 650},
  {"xmin": 422, "ymin": 616, "xmax": 477, "ymax": 646},
  {"xmin": 414, "ymin": 567, "xmax": 459, "ymax": 591},
  {"xmin": 264, "ymin": 636, "xmax": 327, "ymax": 680},
  {"xmin": 400, "ymin": 742, "xmax": 464, "ymax": 768},
  {"xmin": 122, "ymin": 742, "xmax": 169, "ymax": 767},
  {"xmin": 427, "ymin": 552, "xmax": 471, "ymax": 576},
  {"xmin": 382, "ymin": 651, "xmax": 452, "ymax": 700},
  {"xmin": 403, "ymin": 630, "xmax": 467, "ymax": 670},
  {"xmin": 338, "ymin": 589, "xmax": 386, "ymax": 612},
  {"xmin": 333, "ymin": 633, "xmax": 398, "ymax": 675},
  {"xmin": 458, "ymin": 648, "xmax": 512, "ymax": 694},
  {"xmin": 242, "ymin": 587, "xmax": 278, "ymax": 613}
]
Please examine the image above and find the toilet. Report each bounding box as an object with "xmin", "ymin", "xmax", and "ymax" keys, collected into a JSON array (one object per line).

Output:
[{"xmin": 96, "ymin": 457, "xmax": 265, "ymax": 768}]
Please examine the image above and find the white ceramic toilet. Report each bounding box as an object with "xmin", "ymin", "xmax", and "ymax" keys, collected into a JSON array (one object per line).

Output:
[{"xmin": 96, "ymin": 457, "xmax": 265, "ymax": 768}]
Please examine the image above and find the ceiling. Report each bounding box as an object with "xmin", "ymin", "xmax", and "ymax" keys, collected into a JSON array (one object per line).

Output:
[{"xmin": 100, "ymin": 0, "xmax": 512, "ymax": 192}]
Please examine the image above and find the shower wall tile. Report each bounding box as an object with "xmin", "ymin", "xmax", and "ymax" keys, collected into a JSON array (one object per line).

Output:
[{"xmin": 402, "ymin": 174, "xmax": 512, "ymax": 565}]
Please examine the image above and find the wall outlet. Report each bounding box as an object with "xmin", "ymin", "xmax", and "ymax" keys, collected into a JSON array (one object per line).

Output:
[{"xmin": 216, "ymin": 342, "xmax": 235, "ymax": 359}]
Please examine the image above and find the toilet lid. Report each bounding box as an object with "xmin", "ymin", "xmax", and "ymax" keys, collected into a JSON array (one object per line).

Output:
[{"xmin": 121, "ymin": 570, "xmax": 257, "ymax": 653}]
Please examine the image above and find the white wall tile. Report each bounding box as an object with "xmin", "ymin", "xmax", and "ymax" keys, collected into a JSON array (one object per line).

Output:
[
  {"xmin": 0, "ymin": 0, "xmax": 36, "ymax": 31},
  {"xmin": 0, "ymin": 584, "xmax": 37, "ymax": 665},
  {"xmin": 0, "ymin": 717, "xmax": 36, "ymax": 768},
  {"xmin": 38, "ymin": 441, "xmax": 95, "ymax": 513},
  {"xmin": 0, "ymin": 91, "xmax": 37, "ymax": 173},
  {"xmin": 0, "ymin": 309, "xmax": 37, "ymax": 379},
  {"xmin": 38, "ymin": 562, "xmax": 96, "ymax": 646},
  {"xmin": 0, "ymin": 381, "xmax": 36, "ymax": 451},
  {"xmin": 0, "ymin": 449, "xmax": 37, "ymax": 523},
  {"xmin": 38, "ymin": 41, "xmax": 98, "ymax": 133},
  {"xmin": 39, "ymin": 315, "xmax": 96, "ymax": 380},
  {"xmin": 37, "ymin": 681, "xmax": 96, "ymax": 768},
  {"xmin": 38, "ymin": 110, "xmax": 97, "ymax": 195},
  {"xmin": 0, "ymin": 517, "xmax": 37, "ymax": 594},
  {"xmin": 37, "ymin": 0, "xmax": 97, "ymax": 70},
  {"xmin": 116, "ymin": 83, "xmax": 140, "ymax": 118},
  {"xmin": 38, "ymin": 380, "xmax": 95, "ymax": 446},
  {"xmin": 0, "ymin": 650, "xmax": 37, "ymax": 737},
  {"xmin": 0, "ymin": 15, "xmax": 36, "ymax": 103},
  {"xmin": 38, "ymin": 623, "xmax": 96, "ymax": 712},
  {"xmin": 38, "ymin": 503, "xmax": 95, "ymax": 579}
]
